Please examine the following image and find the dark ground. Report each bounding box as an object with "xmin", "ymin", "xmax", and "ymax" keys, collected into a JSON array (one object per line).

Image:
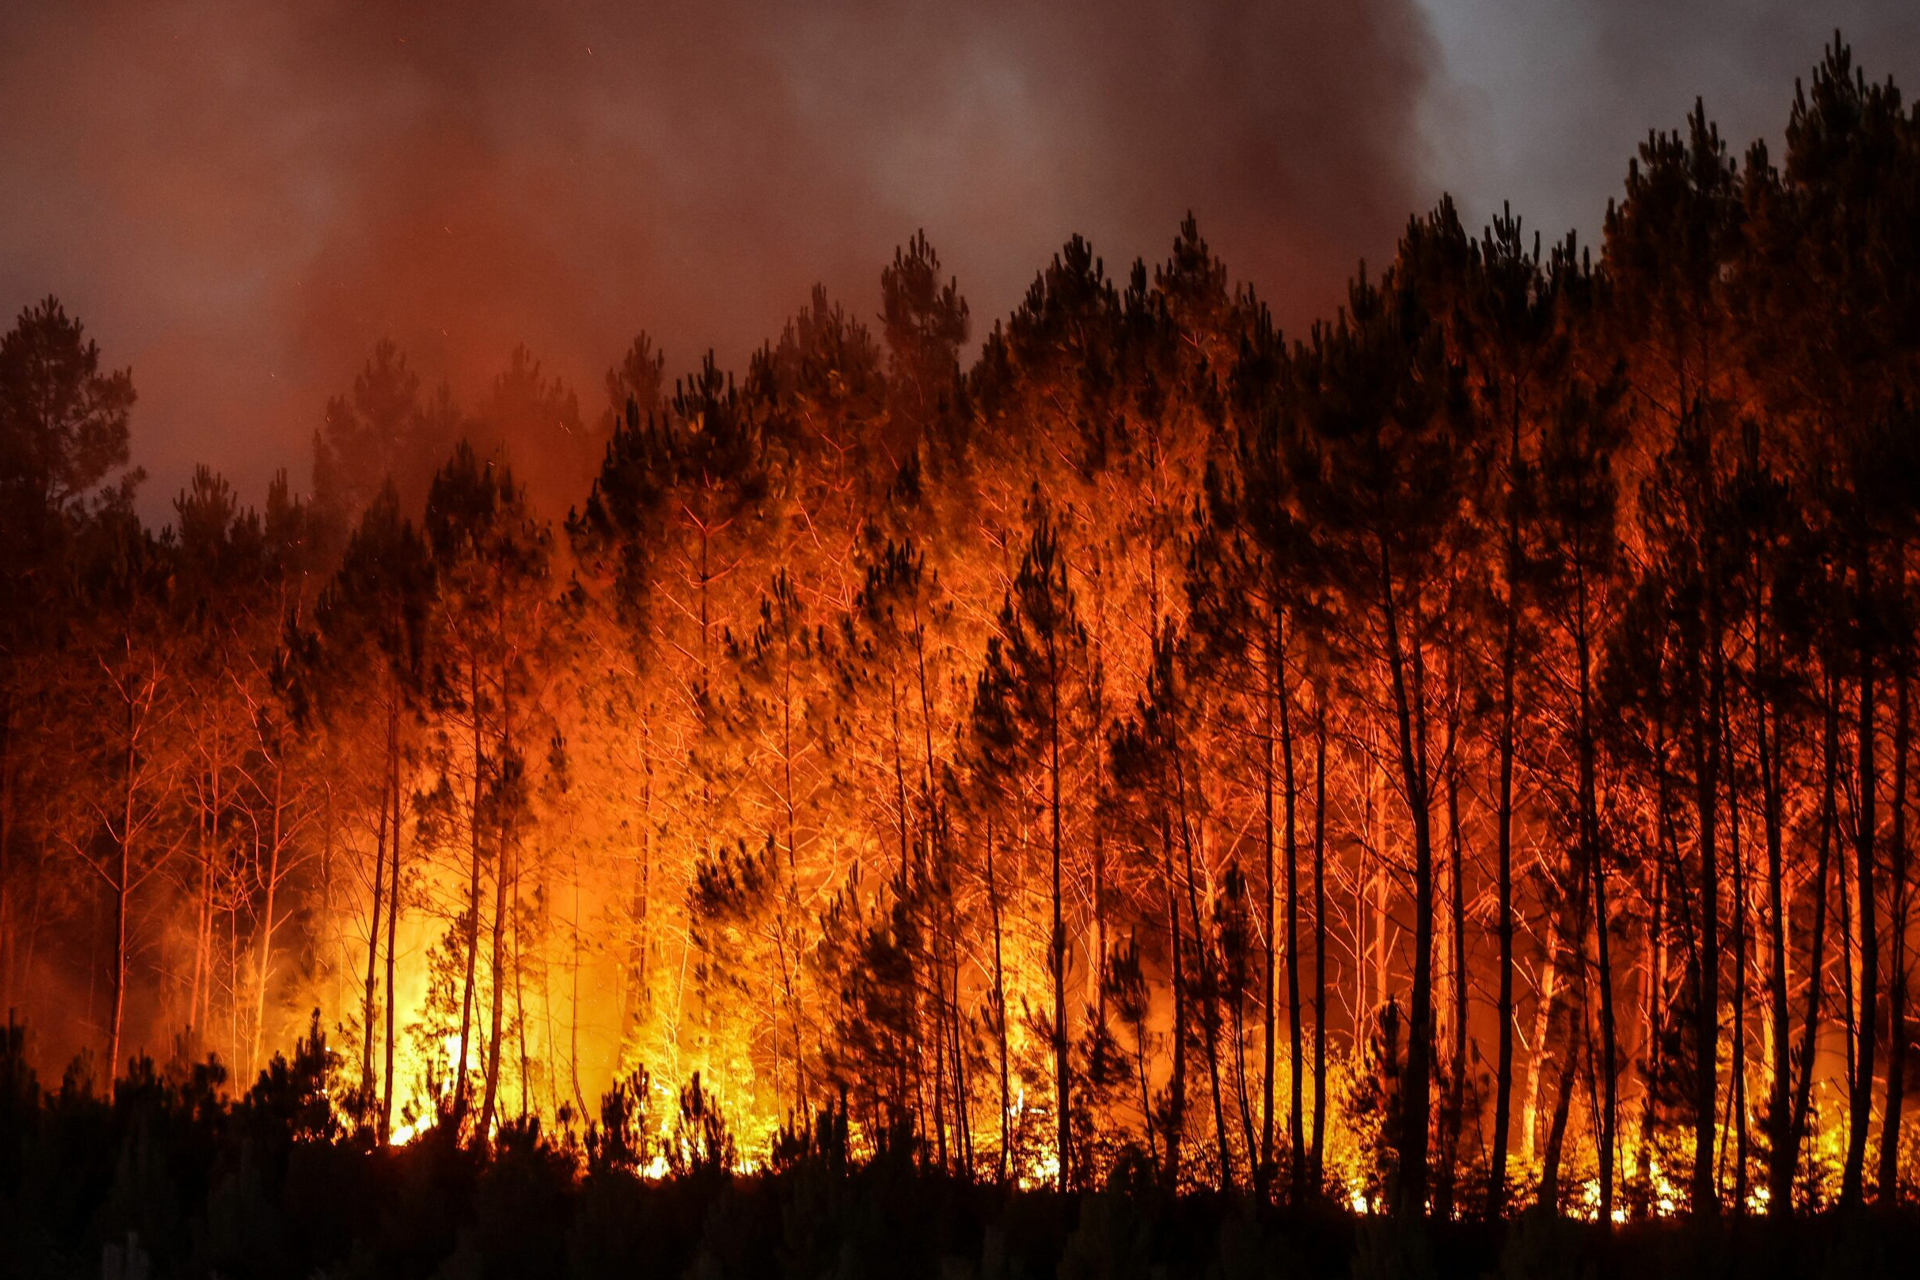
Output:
[{"xmin": 4, "ymin": 1023, "xmax": 1917, "ymax": 1280}]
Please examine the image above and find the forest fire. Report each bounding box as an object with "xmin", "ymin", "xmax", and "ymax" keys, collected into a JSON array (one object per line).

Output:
[{"xmin": 5, "ymin": 25, "xmax": 1920, "ymax": 1280}]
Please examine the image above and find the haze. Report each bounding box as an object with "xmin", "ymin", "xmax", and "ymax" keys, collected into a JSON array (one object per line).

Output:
[{"xmin": 1, "ymin": 0, "xmax": 1915, "ymax": 515}]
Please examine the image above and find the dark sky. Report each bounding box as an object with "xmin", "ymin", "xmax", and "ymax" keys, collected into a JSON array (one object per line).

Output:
[{"xmin": 2, "ymin": 1, "xmax": 1915, "ymax": 517}]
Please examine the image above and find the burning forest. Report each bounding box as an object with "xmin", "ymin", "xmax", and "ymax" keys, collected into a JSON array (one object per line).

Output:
[{"xmin": 5, "ymin": 30, "xmax": 1920, "ymax": 1280}]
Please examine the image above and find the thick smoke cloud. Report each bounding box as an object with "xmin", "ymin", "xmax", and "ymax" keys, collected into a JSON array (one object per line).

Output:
[
  {"xmin": 1425, "ymin": 0, "xmax": 1920, "ymax": 242},
  {"xmin": 0, "ymin": 0, "xmax": 1438, "ymax": 513}
]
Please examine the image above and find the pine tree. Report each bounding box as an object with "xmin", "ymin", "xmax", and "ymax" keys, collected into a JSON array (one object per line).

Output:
[
  {"xmin": 1739, "ymin": 37, "xmax": 1920, "ymax": 1205},
  {"xmin": 1187, "ymin": 302, "xmax": 1316, "ymax": 1200},
  {"xmin": 971, "ymin": 494, "xmax": 1095, "ymax": 1189},
  {"xmin": 881, "ymin": 232, "xmax": 970, "ymax": 460},
  {"xmin": 423, "ymin": 441, "xmax": 554, "ymax": 1138},
  {"xmin": 63, "ymin": 505, "xmax": 177, "ymax": 1080},
  {"xmin": 310, "ymin": 483, "xmax": 431, "ymax": 1137},
  {"xmin": 1290, "ymin": 209, "xmax": 1474, "ymax": 1213},
  {"xmin": 311, "ymin": 339, "xmax": 456, "ymax": 530},
  {"xmin": 1533, "ymin": 368, "xmax": 1629, "ymax": 1220},
  {"xmin": 0, "ymin": 298, "xmax": 139, "ymax": 1023},
  {"xmin": 1603, "ymin": 97, "xmax": 1746, "ymax": 1214}
]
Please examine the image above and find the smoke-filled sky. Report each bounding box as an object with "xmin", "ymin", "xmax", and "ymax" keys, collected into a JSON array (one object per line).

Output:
[{"xmin": 1, "ymin": 1, "xmax": 1915, "ymax": 516}]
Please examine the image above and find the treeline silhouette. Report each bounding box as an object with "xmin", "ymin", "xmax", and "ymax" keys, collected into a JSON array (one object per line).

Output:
[
  {"xmin": 5, "ymin": 1017, "xmax": 1920, "ymax": 1279},
  {"xmin": 5, "ymin": 35, "xmax": 1920, "ymax": 1261}
]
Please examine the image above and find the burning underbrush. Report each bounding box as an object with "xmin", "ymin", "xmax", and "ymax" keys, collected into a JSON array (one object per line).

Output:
[{"xmin": 7, "ymin": 1017, "xmax": 1920, "ymax": 1280}]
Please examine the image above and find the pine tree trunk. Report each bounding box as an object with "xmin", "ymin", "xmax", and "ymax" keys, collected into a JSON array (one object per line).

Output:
[
  {"xmin": 107, "ymin": 684, "xmax": 135, "ymax": 1084},
  {"xmin": 1761, "ymin": 614, "xmax": 1794, "ymax": 1213},
  {"xmin": 624, "ymin": 711, "xmax": 653, "ymax": 1055},
  {"xmin": 1842, "ymin": 799, "xmax": 1860, "ymax": 1103},
  {"xmin": 1538, "ymin": 1019, "xmax": 1581, "ymax": 1213},
  {"xmin": 361, "ymin": 740, "xmax": 388, "ymax": 1109},
  {"xmin": 251, "ymin": 753, "xmax": 285, "ymax": 1076},
  {"xmin": 1842, "ymin": 627, "xmax": 1877, "ymax": 1210},
  {"xmin": 987, "ymin": 812, "xmax": 1012, "ymax": 1185},
  {"xmin": 1443, "ymin": 736, "xmax": 1467, "ymax": 1220},
  {"xmin": 1538, "ymin": 870, "xmax": 1591, "ymax": 1212},
  {"xmin": 513, "ymin": 848, "xmax": 530, "ymax": 1120},
  {"xmin": 1311, "ymin": 696, "xmax": 1328, "ymax": 1194},
  {"xmin": 1577, "ymin": 580, "xmax": 1616, "ymax": 1225},
  {"xmin": 1788, "ymin": 670, "xmax": 1839, "ymax": 1202},
  {"xmin": 108, "ymin": 847, "xmax": 128, "ymax": 1087},
  {"xmin": 1259, "ymin": 630, "xmax": 1277, "ymax": 1196},
  {"xmin": 1726, "ymin": 706, "xmax": 1748, "ymax": 1212},
  {"xmin": 1521, "ymin": 918, "xmax": 1563, "ymax": 1172},
  {"xmin": 1176, "ymin": 755, "xmax": 1232, "ymax": 1192},
  {"xmin": 1231, "ymin": 959, "xmax": 1257, "ymax": 1170},
  {"xmin": 1281, "ymin": 622, "xmax": 1305, "ymax": 1203},
  {"xmin": 1489, "ymin": 403, "xmax": 1522, "ymax": 1221},
  {"xmin": 479, "ymin": 661, "xmax": 513, "ymax": 1141},
  {"xmin": 1047, "ymin": 668, "xmax": 1070, "ymax": 1190},
  {"xmin": 1377, "ymin": 544, "xmax": 1433, "ymax": 1216},
  {"xmin": 1692, "ymin": 610, "xmax": 1725, "ymax": 1215},
  {"xmin": 1877, "ymin": 664, "xmax": 1910, "ymax": 1202},
  {"xmin": 949, "ymin": 886, "xmax": 974, "ymax": 1177},
  {"xmin": 931, "ymin": 912, "xmax": 950, "ymax": 1171},
  {"xmin": 0, "ymin": 686, "xmax": 13, "ymax": 1015},
  {"xmin": 1637, "ymin": 808, "xmax": 1668, "ymax": 1219},
  {"xmin": 455, "ymin": 660, "xmax": 483, "ymax": 1121},
  {"xmin": 382, "ymin": 701, "xmax": 401, "ymax": 1143},
  {"xmin": 779, "ymin": 613, "xmax": 806, "ymax": 1118},
  {"xmin": 190, "ymin": 740, "xmax": 220, "ymax": 1038},
  {"xmin": 1163, "ymin": 812, "xmax": 1188, "ymax": 1190}
]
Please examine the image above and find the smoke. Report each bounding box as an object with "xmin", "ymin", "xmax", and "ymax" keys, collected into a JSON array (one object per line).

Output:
[
  {"xmin": 1425, "ymin": 0, "xmax": 1920, "ymax": 244},
  {"xmin": 0, "ymin": 0, "xmax": 1439, "ymax": 513}
]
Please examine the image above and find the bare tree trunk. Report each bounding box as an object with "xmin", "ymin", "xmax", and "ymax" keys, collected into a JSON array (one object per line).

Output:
[
  {"xmin": 1842, "ymin": 791, "xmax": 1860, "ymax": 1110},
  {"xmin": 1878, "ymin": 664, "xmax": 1910, "ymax": 1202},
  {"xmin": 1281, "ymin": 621, "xmax": 1305, "ymax": 1202},
  {"xmin": 1260, "ymin": 628, "xmax": 1278, "ymax": 1196},
  {"xmin": 0, "ymin": 687, "xmax": 13, "ymax": 1015},
  {"xmin": 1636, "ymin": 804, "xmax": 1669, "ymax": 1219},
  {"xmin": 1538, "ymin": 868, "xmax": 1592, "ymax": 1213},
  {"xmin": 106, "ymin": 684, "xmax": 136, "ymax": 1083},
  {"xmin": 1692, "ymin": 609, "xmax": 1725, "ymax": 1216},
  {"xmin": 987, "ymin": 812, "xmax": 1012, "ymax": 1184},
  {"xmin": 479, "ymin": 661, "xmax": 514, "ymax": 1141},
  {"xmin": 1176, "ymin": 752, "xmax": 1233, "ymax": 1192},
  {"xmin": 108, "ymin": 851, "xmax": 129, "ymax": 1085},
  {"xmin": 1726, "ymin": 707, "xmax": 1748, "ymax": 1212},
  {"xmin": 382, "ymin": 703, "xmax": 401, "ymax": 1143},
  {"xmin": 1377, "ymin": 545, "xmax": 1434, "ymax": 1215},
  {"xmin": 948, "ymin": 872, "xmax": 974, "ymax": 1178},
  {"xmin": 1521, "ymin": 967, "xmax": 1553, "ymax": 1170},
  {"xmin": 1047, "ymin": 667, "xmax": 1070, "ymax": 1190},
  {"xmin": 360, "ymin": 761, "xmax": 386, "ymax": 1107},
  {"xmin": 455, "ymin": 660, "xmax": 483, "ymax": 1121},
  {"xmin": 623, "ymin": 710, "xmax": 653, "ymax": 1057},
  {"xmin": 1576, "ymin": 579, "xmax": 1616, "ymax": 1225},
  {"xmin": 513, "ymin": 847, "xmax": 530, "ymax": 1120},
  {"xmin": 1538, "ymin": 1013, "xmax": 1581, "ymax": 1213},
  {"xmin": 189, "ymin": 734, "xmax": 221, "ymax": 1039},
  {"xmin": 250, "ymin": 750, "xmax": 285, "ymax": 1075},
  {"xmin": 1788, "ymin": 669, "xmax": 1838, "ymax": 1204},
  {"xmin": 1162, "ymin": 812, "xmax": 1188, "ymax": 1190},
  {"xmin": 478, "ymin": 844, "xmax": 507, "ymax": 1137},
  {"xmin": 1842, "ymin": 623, "xmax": 1877, "ymax": 1210},
  {"xmin": 1490, "ymin": 405, "xmax": 1523, "ymax": 1221},
  {"xmin": 1442, "ymin": 727, "xmax": 1468, "ymax": 1220},
  {"xmin": 1761, "ymin": 610, "xmax": 1794, "ymax": 1213},
  {"xmin": 1311, "ymin": 695, "xmax": 1328, "ymax": 1194},
  {"xmin": 569, "ymin": 870, "xmax": 587, "ymax": 1118},
  {"xmin": 1231, "ymin": 945, "xmax": 1258, "ymax": 1173}
]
